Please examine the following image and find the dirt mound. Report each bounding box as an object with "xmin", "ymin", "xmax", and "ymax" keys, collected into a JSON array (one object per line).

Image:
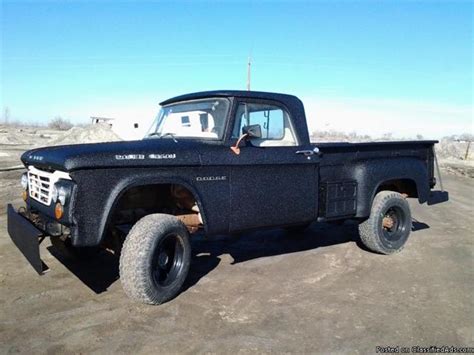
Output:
[
  {"xmin": 49, "ymin": 124, "xmax": 122, "ymax": 146},
  {"xmin": 436, "ymin": 139, "xmax": 473, "ymax": 160},
  {"xmin": 311, "ymin": 130, "xmax": 364, "ymax": 143},
  {"xmin": 310, "ymin": 130, "xmax": 473, "ymax": 178},
  {"xmin": 0, "ymin": 126, "xmax": 40, "ymax": 145},
  {"xmin": 0, "ymin": 125, "xmax": 66, "ymax": 146}
]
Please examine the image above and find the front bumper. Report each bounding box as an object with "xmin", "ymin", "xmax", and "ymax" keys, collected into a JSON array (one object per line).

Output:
[{"xmin": 7, "ymin": 204, "xmax": 49, "ymax": 274}]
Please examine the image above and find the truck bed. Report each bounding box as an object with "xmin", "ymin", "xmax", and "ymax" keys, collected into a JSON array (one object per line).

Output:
[{"xmin": 313, "ymin": 140, "xmax": 438, "ymax": 220}]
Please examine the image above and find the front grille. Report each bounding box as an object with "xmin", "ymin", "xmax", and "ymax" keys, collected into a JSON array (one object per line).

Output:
[
  {"xmin": 27, "ymin": 167, "xmax": 71, "ymax": 206},
  {"xmin": 28, "ymin": 169, "xmax": 53, "ymax": 205}
]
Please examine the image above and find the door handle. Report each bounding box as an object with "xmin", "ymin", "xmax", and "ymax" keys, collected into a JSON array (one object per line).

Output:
[
  {"xmin": 296, "ymin": 147, "xmax": 320, "ymax": 156},
  {"xmin": 296, "ymin": 150, "xmax": 314, "ymax": 156}
]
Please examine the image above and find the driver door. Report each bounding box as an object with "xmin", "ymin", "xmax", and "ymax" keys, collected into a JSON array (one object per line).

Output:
[{"xmin": 229, "ymin": 100, "xmax": 319, "ymax": 232}]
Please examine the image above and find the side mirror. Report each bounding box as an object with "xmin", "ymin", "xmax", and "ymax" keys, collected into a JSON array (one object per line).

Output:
[
  {"xmin": 242, "ymin": 124, "xmax": 262, "ymax": 139},
  {"xmin": 230, "ymin": 124, "xmax": 263, "ymax": 155}
]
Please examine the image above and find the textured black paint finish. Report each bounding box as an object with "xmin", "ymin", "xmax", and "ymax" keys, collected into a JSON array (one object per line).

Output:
[
  {"xmin": 18, "ymin": 90, "xmax": 444, "ymax": 247},
  {"xmin": 70, "ymin": 167, "xmax": 231, "ymax": 246},
  {"xmin": 316, "ymin": 142, "xmax": 434, "ymax": 217}
]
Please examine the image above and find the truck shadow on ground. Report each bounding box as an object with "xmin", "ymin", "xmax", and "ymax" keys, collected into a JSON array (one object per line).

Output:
[
  {"xmin": 47, "ymin": 245, "xmax": 120, "ymax": 294},
  {"xmin": 47, "ymin": 219, "xmax": 430, "ymax": 295}
]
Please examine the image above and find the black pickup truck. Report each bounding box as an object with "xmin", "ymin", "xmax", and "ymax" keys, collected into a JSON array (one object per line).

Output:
[{"xmin": 7, "ymin": 90, "xmax": 448, "ymax": 305}]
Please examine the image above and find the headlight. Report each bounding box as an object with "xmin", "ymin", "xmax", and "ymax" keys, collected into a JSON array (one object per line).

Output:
[
  {"xmin": 52, "ymin": 180, "xmax": 72, "ymax": 206},
  {"xmin": 21, "ymin": 173, "xmax": 28, "ymax": 190},
  {"xmin": 57, "ymin": 186, "xmax": 68, "ymax": 205},
  {"xmin": 51, "ymin": 185, "xmax": 58, "ymax": 203}
]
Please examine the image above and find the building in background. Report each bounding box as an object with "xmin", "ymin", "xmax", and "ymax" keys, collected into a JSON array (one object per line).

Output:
[
  {"xmin": 90, "ymin": 115, "xmax": 153, "ymax": 141},
  {"xmin": 90, "ymin": 116, "xmax": 115, "ymax": 127}
]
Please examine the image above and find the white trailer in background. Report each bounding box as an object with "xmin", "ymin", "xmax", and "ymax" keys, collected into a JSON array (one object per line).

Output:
[
  {"xmin": 91, "ymin": 116, "xmax": 115, "ymax": 127},
  {"xmin": 91, "ymin": 115, "xmax": 153, "ymax": 141}
]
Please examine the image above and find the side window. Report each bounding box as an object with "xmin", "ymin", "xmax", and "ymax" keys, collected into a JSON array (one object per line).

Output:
[
  {"xmin": 232, "ymin": 102, "xmax": 297, "ymax": 146},
  {"xmin": 181, "ymin": 116, "xmax": 191, "ymax": 127}
]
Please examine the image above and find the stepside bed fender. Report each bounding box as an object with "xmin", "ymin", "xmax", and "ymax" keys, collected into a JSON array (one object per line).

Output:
[{"xmin": 353, "ymin": 157, "xmax": 430, "ymax": 218}]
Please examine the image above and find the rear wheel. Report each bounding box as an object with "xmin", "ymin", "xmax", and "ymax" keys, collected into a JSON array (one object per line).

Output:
[
  {"xmin": 119, "ymin": 214, "xmax": 191, "ymax": 305},
  {"xmin": 358, "ymin": 191, "xmax": 412, "ymax": 254}
]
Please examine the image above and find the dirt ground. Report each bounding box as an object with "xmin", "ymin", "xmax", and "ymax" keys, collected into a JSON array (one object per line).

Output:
[{"xmin": 0, "ymin": 167, "xmax": 472, "ymax": 354}]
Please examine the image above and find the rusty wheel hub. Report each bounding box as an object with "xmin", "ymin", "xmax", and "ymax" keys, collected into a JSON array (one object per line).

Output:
[{"xmin": 382, "ymin": 215, "xmax": 395, "ymax": 230}]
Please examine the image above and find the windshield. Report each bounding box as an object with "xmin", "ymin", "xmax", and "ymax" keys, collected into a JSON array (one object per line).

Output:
[{"xmin": 145, "ymin": 98, "xmax": 230, "ymax": 140}]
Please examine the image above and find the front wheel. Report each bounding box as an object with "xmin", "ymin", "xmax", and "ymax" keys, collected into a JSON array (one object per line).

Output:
[
  {"xmin": 358, "ymin": 191, "xmax": 412, "ymax": 254},
  {"xmin": 119, "ymin": 214, "xmax": 191, "ymax": 304}
]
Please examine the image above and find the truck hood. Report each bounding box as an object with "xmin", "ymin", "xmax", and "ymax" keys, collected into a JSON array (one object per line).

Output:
[{"xmin": 21, "ymin": 139, "xmax": 207, "ymax": 171}]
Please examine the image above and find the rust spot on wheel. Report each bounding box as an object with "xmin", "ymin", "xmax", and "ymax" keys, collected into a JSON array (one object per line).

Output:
[{"xmin": 382, "ymin": 216, "xmax": 395, "ymax": 229}]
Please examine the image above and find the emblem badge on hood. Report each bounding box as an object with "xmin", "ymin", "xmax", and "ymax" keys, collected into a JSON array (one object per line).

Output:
[
  {"xmin": 196, "ymin": 176, "xmax": 227, "ymax": 182},
  {"xmin": 148, "ymin": 153, "xmax": 176, "ymax": 160},
  {"xmin": 115, "ymin": 154, "xmax": 145, "ymax": 160}
]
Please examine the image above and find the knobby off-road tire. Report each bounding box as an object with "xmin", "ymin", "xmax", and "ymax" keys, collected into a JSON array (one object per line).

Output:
[
  {"xmin": 119, "ymin": 214, "xmax": 191, "ymax": 305},
  {"xmin": 358, "ymin": 191, "xmax": 412, "ymax": 255}
]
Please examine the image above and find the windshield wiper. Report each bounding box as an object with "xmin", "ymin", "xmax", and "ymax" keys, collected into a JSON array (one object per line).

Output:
[
  {"xmin": 146, "ymin": 132, "xmax": 178, "ymax": 143},
  {"xmin": 147, "ymin": 132, "xmax": 160, "ymax": 137},
  {"xmin": 160, "ymin": 132, "xmax": 177, "ymax": 141}
]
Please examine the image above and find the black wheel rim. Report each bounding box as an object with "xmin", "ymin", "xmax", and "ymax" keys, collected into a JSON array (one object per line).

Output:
[
  {"xmin": 152, "ymin": 233, "xmax": 185, "ymax": 287},
  {"xmin": 381, "ymin": 206, "xmax": 407, "ymax": 242}
]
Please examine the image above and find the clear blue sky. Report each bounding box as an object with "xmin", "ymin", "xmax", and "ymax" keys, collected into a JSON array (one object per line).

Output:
[{"xmin": 1, "ymin": 0, "xmax": 472, "ymax": 136}]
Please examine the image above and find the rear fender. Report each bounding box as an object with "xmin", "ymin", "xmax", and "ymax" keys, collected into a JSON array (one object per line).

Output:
[{"xmin": 354, "ymin": 158, "xmax": 430, "ymax": 218}]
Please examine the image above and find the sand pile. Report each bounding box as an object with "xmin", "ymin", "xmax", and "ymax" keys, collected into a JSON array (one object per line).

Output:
[
  {"xmin": 436, "ymin": 139, "xmax": 473, "ymax": 160},
  {"xmin": 0, "ymin": 125, "xmax": 67, "ymax": 146},
  {"xmin": 0, "ymin": 124, "xmax": 123, "ymax": 170},
  {"xmin": 311, "ymin": 130, "xmax": 371, "ymax": 143},
  {"xmin": 312, "ymin": 130, "xmax": 473, "ymax": 160},
  {"xmin": 436, "ymin": 140, "xmax": 474, "ymax": 178},
  {"xmin": 49, "ymin": 124, "xmax": 122, "ymax": 146},
  {"xmin": 0, "ymin": 126, "xmax": 41, "ymax": 145},
  {"xmin": 0, "ymin": 124, "xmax": 122, "ymax": 146},
  {"xmin": 310, "ymin": 130, "xmax": 473, "ymax": 178}
]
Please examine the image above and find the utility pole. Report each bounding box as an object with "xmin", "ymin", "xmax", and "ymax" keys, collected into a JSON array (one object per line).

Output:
[
  {"xmin": 3, "ymin": 107, "xmax": 10, "ymax": 125},
  {"xmin": 247, "ymin": 56, "xmax": 251, "ymax": 91},
  {"xmin": 465, "ymin": 141, "xmax": 471, "ymax": 161}
]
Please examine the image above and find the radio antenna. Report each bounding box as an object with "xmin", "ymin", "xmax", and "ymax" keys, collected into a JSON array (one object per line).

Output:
[{"xmin": 247, "ymin": 55, "xmax": 251, "ymax": 91}]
